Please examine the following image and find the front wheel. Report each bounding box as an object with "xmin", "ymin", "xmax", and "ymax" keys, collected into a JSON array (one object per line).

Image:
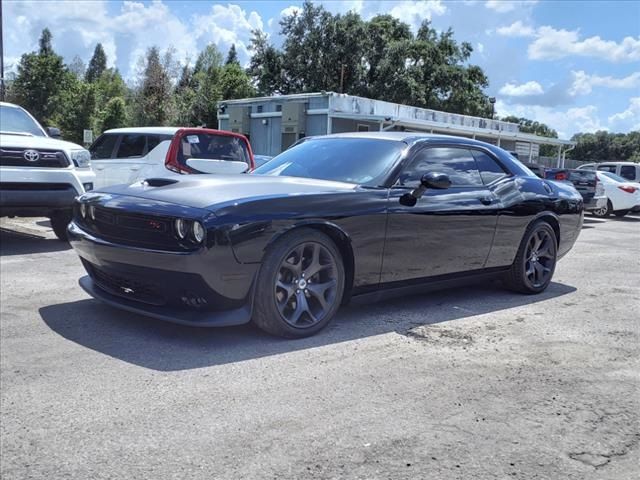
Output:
[
  {"xmin": 50, "ymin": 211, "xmax": 72, "ymax": 241},
  {"xmin": 252, "ymin": 228, "xmax": 345, "ymax": 338},
  {"xmin": 504, "ymin": 221, "xmax": 557, "ymax": 294}
]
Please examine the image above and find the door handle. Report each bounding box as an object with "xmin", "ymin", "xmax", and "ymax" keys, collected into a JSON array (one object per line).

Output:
[
  {"xmin": 479, "ymin": 196, "xmax": 495, "ymax": 205},
  {"xmin": 94, "ymin": 166, "xmax": 105, "ymax": 171},
  {"xmin": 130, "ymin": 166, "xmax": 141, "ymax": 171}
]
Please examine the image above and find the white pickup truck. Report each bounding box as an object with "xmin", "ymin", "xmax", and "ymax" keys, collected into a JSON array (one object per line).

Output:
[{"xmin": 0, "ymin": 102, "xmax": 95, "ymax": 240}]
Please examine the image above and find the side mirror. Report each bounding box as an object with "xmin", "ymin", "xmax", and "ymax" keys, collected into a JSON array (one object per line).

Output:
[
  {"xmin": 400, "ymin": 172, "xmax": 451, "ymax": 207},
  {"xmin": 185, "ymin": 158, "xmax": 248, "ymax": 175},
  {"xmin": 46, "ymin": 127, "xmax": 61, "ymax": 138},
  {"xmin": 420, "ymin": 172, "xmax": 451, "ymax": 190}
]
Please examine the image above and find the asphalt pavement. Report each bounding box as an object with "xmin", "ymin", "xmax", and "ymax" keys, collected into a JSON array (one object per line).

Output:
[{"xmin": 1, "ymin": 215, "xmax": 639, "ymax": 479}]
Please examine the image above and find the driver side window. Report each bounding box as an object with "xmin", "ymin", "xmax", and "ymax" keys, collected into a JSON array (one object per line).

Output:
[{"xmin": 399, "ymin": 147, "xmax": 482, "ymax": 187}]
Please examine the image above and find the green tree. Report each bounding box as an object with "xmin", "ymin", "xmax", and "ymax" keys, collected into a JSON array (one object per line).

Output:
[
  {"xmin": 191, "ymin": 44, "xmax": 224, "ymax": 127},
  {"xmin": 253, "ymin": 2, "xmax": 492, "ymax": 116},
  {"xmin": 131, "ymin": 46, "xmax": 175, "ymax": 126},
  {"xmin": 219, "ymin": 62, "xmax": 255, "ymax": 100},
  {"xmin": 94, "ymin": 68, "xmax": 127, "ymax": 106},
  {"xmin": 225, "ymin": 44, "xmax": 239, "ymax": 65},
  {"xmin": 247, "ymin": 30, "xmax": 284, "ymax": 95},
  {"xmin": 10, "ymin": 28, "xmax": 69, "ymax": 125},
  {"xmin": 69, "ymin": 55, "xmax": 86, "ymax": 79},
  {"xmin": 85, "ymin": 43, "xmax": 107, "ymax": 83},
  {"xmin": 97, "ymin": 97, "xmax": 128, "ymax": 132},
  {"xmin": 569, "ymin": 131, "xmax": 640, "ymax": 162},
  {"xmin": 53, "ymin": 78, "xmax": 96, "ymax": 144},
  {"xmin": 501, "ymin": 116, "xmax": 559, "ymax": 156}
]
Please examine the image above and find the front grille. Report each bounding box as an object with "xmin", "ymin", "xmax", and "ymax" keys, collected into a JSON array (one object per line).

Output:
[
  {"xmin": 0, "ymin": 148, "xmax": 69, "ymax": 168},
  {"xmin": 76, "ymin": 205, "xmax": 193, "ymax": 252},
  {"xmin": 0, "ymin": 182, "xmax": 72, "ymax": 191},
  {"xmin": 84, "ymin": 260, "xmax": 164, "ymax": 306}
]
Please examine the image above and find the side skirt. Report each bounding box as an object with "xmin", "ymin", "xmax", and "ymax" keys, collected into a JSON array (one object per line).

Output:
[{"xmin": 349, "ymin": 267, "xmax": 510, "ymax": 305}]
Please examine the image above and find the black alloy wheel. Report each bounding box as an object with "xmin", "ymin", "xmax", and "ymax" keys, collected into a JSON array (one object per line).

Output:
[
  {"xmin": 524, "ymin": 228, "xmax": 555, "ymax": 288},
  {"xmin": 504, "ymin": 221, "xmax": 557, "ymax": 294},
  {"xmin": 274, "ymin": 242, "xmax": 339, "ymax": 328},
  {"xmin": 252, "ymin": 228, "xmax": 345, "ymax": 338}
]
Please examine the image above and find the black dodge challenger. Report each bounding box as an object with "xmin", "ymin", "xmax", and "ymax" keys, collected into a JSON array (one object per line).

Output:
[{"xmin": 69, "ymin": 133, "xmax": 583, "ymax": 338}]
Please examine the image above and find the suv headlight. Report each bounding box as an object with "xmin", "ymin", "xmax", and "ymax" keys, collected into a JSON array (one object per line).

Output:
[{"xmin": 70, "ymin": 149, "xmax": 91, "ymax": 168}]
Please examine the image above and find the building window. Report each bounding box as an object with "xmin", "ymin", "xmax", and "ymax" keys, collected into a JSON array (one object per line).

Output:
[
  {"xmin": 357, "ymin": 124, "xmax": 370, "ymax": 132},
  {"xmin": 275, "ymin": 104, "xmax": 282, "ymax": 112},
  {"xmin": 257, "ymin": 105, "xmax": 263, "ymax": 113}
]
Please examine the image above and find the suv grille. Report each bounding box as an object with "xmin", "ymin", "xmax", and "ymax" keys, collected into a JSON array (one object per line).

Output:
[
  {"xmin": 84, "ymin": 261, "xmax": 164, "ymax": 306},
  {"xmin": 0, "ymin": 148, "xmax": 69, "ymax": 168}
]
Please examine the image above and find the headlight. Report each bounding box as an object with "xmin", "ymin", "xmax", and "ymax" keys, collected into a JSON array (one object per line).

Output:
[
  {"xmin": 175, "ymin": 218, "xmax": 187, "ymax": 239},
  {"xmin": 192, "ymin": 221, "xmax": 205, "ymax": 243},
  {"xmin": 70, "ymin": 149, "xmax": 91, "ymax": 168},
  {"xmin": 79, "ymin": 203, "xmax": 87, "ymax": 218}
]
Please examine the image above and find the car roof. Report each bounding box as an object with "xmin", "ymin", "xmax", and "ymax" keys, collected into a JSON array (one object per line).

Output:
[
  {"xmin": 598, "ymin": 161, "xmax": 638, "ymax": 166},
  {"xmin": 103, "ymin": 127, "xmax": 181, "ymax": 135},
  {"xmin": 320, "ymin": 131, "xmax": 497, "ymax": 148},
  {"xmin": 0, "ymin": 101, "xmax": 22, "ymax": 108}
]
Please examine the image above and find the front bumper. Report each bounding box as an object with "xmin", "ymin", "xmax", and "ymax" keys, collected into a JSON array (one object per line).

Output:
[{"xmin": 68, "ymin": 222, "xmax": 258, "ymax": 327}]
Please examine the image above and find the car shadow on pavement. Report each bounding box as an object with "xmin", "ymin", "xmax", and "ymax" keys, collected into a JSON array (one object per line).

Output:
[
  {"xmin": 0, "ymin": 229, "xmax": 70, "ymax": 256},
  {"xmin": 40, "ymin": 281, "xmax": 576, "ymax": 371}
]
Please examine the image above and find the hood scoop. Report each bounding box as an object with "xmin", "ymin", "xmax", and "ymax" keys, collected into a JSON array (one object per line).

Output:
[{"xmin": 143, "ymin": 178, "xmax": 179, "ymax": 187}]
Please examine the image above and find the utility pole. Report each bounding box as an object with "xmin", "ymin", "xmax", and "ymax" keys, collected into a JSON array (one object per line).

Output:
[
  {"xmin": 0, "ymin": 0, "xmax": 4, "ymax": 101},
  {"xmin": 489, "ymin": 97, "xmax": 496, "ymax": 119},
  {"xmin": 339, "ymin": 64, "xmax": 345, "ymax": 94}
]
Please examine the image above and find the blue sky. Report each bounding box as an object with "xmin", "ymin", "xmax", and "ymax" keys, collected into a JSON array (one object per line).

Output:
[{"xmin": 4, "ymin": 0, "xmax": 639, "ymax": 138}]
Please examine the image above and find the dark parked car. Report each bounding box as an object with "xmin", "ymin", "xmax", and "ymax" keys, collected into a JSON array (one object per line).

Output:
[
  {"xmin": 68, "ymin": 133, "xmax": 584, "ymax": 338},
  {"xmin": 522, "ymin": 162, "xmax": 546, "ymax": 178},
  {"xmin": 544, "ymin": 168, "xmax": 607, "ymax": 212}
]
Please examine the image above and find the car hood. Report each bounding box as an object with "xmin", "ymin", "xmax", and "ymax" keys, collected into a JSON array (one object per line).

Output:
[
  {"xmin": 93, "ymin": 174, "xmax": 359, "ymax": 210},
  {"xmin": 0, "ymin": 133, "xmax": 84, "ymax": 151}
]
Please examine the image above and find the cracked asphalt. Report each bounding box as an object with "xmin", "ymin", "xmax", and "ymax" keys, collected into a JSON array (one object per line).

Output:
[{"xmin": 1, "ymin": 215, "xmax": 639, "ymax": 479}]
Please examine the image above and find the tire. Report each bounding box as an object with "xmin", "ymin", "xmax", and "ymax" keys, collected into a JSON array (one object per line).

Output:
[
  {"xmin": 252, "ymin": 228, "xmax": 345, "ymax": 338},
  {"xmin": 504, "ymin": 220, "xmax": 557, "ymax": 294},
  {"xmin": 614, "ymin": 210, "xmax": 630, "ymax": 217},
  {"xmin": 50, "ymin": 211, "xmax": 72, "ymax": 241},
  {"xmin": 592, "ymin": 200, "xmax": 612, "ymax": 218}
]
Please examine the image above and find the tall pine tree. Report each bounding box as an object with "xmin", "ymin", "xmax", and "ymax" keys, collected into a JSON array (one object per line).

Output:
[{"xmin": 85, "ymin": 44, "xmax": 107, "ymax": 83}]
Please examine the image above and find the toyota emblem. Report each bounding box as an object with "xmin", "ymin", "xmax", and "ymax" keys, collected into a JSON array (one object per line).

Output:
[{"xmin": 23, "ymin": 149, "xmax": 40, "ymax": 162}]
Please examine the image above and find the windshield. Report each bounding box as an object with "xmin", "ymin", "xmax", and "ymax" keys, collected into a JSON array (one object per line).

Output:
[
  {"xmin": 0, "ymin": 105, "xmax": 46, "ymax": 136},
  {"xmin": 253, "ymin": 137, "xmax": 405, "ymax": 185},
  {"xmin": 600, "ymin": 171, "xmax": 628, "ymax": 183}
]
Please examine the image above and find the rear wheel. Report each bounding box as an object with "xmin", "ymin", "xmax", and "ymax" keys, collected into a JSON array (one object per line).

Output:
[
  {"xmin": 252, "ymin": 228, "xmax": 345, "ymax": 338},
  {"xmin": 50, "ymin": 211, "xmax": 72, "ymax": 241},
  {"xmin": 504, "ymin": 221, "xmax": 557, "ymax": 294},
  {"xmin": 592, "ymin": 200, "xmax": 612, "ymax": 218},
  {"xmin": 614, "ymin": 210, "xmax": 630, "ymax": 217}
]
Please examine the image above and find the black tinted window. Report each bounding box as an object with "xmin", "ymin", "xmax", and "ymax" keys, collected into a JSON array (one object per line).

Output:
[
  {"xmin": 472, "ymin": 150, "xmax": 508, "ymax": 184},
  {"xmin": 147, "ymin": 134, "xmax": 172, "ymax": 152},
  {"xmin": 620, "ymin": 165, "xmax": 637, "ymax": 181},
  {"xmin": 116, "ymin": 134, "xmax": 146, "ymax": 158},
  {"xmin": 597, "ymin": 165, "xmax": 617, "ymax": 173},
  {"xmin": 90, "ymin": 134, "xmax": 119, "ymax": 159},
  {"xmin": 400, "ymin": 147, "xmax": 482, "ymax": 186}
]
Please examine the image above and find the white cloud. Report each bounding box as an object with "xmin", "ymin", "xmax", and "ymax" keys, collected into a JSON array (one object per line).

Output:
[
  {"xmin": 477, "ymin": 42, "xmax": 485, "ymax": 54},
  {"xmin": 388, "ymin": 0, "xmax": 447, "ymax": 29},
  {"xmin": 529, "ymin": 27, "xmax": 640, "ymax": 62},
  {"xmin": 496, "ymin": 20, "xmax": 536, "ymax": 38},
  {"xmin": 192, "ymin": 4, "xmax": 263, "ymax": 65},
  {"xmin": 485, "ymin": 0, "xmax": 538, "ymax": 13},
  {"xmin": 570, "ymin": 71, "xmax": 640, "ymax": 96},
  {"xmin": 499, "ymin": 81, "xmax": 544, "ymax": 97},
  {"xmin": 496, "ymin": 99, "xmax": 604, "ymax": 138},
  {"xmin": 3, "ymin": 0, "xmax": 264, "ymax": 79},
  {"xmin": 608, "ymin": 97, "xmax": 640, "ymax": 132}
]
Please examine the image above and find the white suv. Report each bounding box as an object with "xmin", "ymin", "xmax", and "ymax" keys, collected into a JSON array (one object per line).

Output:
[{"xmin": 0, "ymin": 102, "xmax": 95, "ymax": 240}]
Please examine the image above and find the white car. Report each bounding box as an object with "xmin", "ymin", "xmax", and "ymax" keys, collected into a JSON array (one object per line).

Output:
[
  {"xmin": 592, "ymin": 171, "xmax": 640, "ymax": 218},
  {"xmin": 89, "ymin": 127, "xmax": 254, "ymax": 188},
  {"xmin": 595, "ymin": 162, "xmax": 640, "ymax": 183},
  {"xmin": 0, "ymin": 102, "xmax": 95, "ymax": 240}
]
